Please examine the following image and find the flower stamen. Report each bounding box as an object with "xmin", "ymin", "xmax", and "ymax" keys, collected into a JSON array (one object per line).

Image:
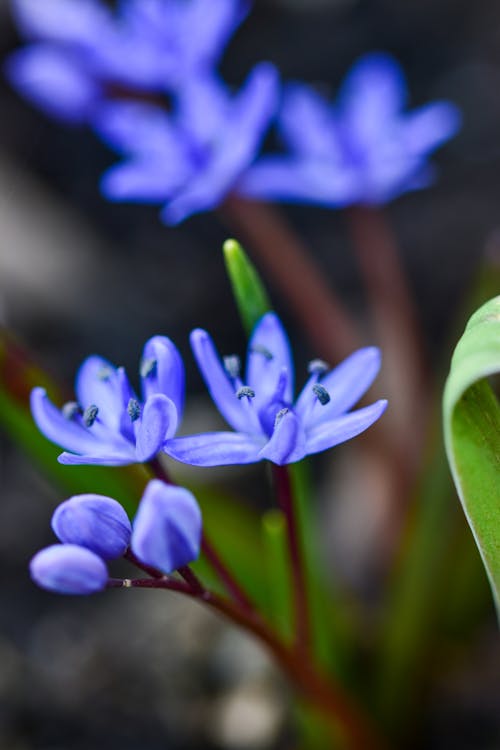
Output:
[
  {"xmin": 312, "ymin": 384, "xmax": 330, "ymax": 405},
  {"xmin": 83, "ymin": 404, "xmax": 99, "ymax": 427}
]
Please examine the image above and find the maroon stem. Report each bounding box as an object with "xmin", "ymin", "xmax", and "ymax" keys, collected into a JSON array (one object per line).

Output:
[
  {"xmin": 220, "ymin": 195, "xmax": 362, "ymax": 363},
  {"xmin": 346, "ymin": 206, "xmax": 430, "ymax": 477},
  {"xmin": 149, "ymin": 458, "xmax": 255, "ymax": 612},
  {"xmin": 272, "ymin": 464, "xmax": 310, "ymax": 656},
  {"xmin": 114, "ymin": 572, "xmax": 385, "ymax": 749}
]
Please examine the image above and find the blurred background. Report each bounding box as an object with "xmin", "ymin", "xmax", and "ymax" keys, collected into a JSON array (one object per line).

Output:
[{"xmin": 0, "ymin": 0, "xmax": 499, "ymax": 748}]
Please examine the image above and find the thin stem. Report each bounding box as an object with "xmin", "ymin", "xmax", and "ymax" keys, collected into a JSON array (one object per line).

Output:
[
  {"xmin": 178, "ymin": 565, "xmax": 205, "ymax": 596},
  {"xmin": 346, "ymin": 205, "xmax": 430, "ymax": 476},
  {"xmin": 221, "ymin": 195, "xmax": 362, "ymax": 363},
  {"xmin": 116, "ymin": 574, "xmax": 385, "ymax": 749},
  {"xmin": 124, "ymin": 548, "xmax": 164, "ymax": 579},
  {"xmin": 272, "ymin": 464, "xmax": 310, "ymax": 656},
  {"xmin": 148, "ymin": 457, "xmax": 256, "ymax": 612}
]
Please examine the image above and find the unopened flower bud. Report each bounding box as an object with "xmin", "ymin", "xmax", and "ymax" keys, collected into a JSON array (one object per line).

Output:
[
  {"xmin": 131, "ymin": 480, "xmax": 202, "ymax": 574},
  {"xmin": 51, "ymin": 494, "xmax": 132, "ymax": 560},
  {"xmin": 30, "ymin": 544, "xmax": 108, "ymax": 595}
]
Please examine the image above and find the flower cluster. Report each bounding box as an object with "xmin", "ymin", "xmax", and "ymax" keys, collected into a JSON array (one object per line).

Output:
[
  {"xmin": 6, "ymin": 1, "xmax": 460, "ymax": 221},
  {"xmin": 29, "ymin": 313, "xmax": 386, "ymax": 595},
  {"xmin": 31, "ymin": 481, "xmax": 202, "ymax": 594}
]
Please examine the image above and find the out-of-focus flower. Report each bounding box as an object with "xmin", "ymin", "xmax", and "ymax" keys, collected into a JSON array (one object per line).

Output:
[
  {"xmin": 30, "ymin": 543, "xmax": 109, "ymax": 594},
  {"xmin": 31, "ymin": 336, "xmax": 184, "ymax": 466},
  {"xmin": 5, "ymin": 0, "xmax": 249, "ymax": 122},
  {"xmin": 131, "ymin": 480, "xmax": 202, "ymax": 573},
  {"xmin": 51, "ymin": 494, "xmax": 132, "ymax": 559},
  {"xmin": 241, "ymin": 53, "xmax": 461, "ymax": 206},
  {"xmin": 166, "ymin": 313, "xmax": 387, "ymax": 467},
  {"xmin": 94, "ymin": 64, "xmax": 279, "ymax": 223}
]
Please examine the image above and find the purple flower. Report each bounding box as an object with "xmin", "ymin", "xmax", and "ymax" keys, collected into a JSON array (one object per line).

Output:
[
  {"xmin": 240, "ymin": 53, "xmax": 461, "ymax": 206},
  {"xmin": 31, "ymin": 335, "xmax": 184, "ymax": 466},
  {"xmin": 165, "ymin": 313, "xmax": 387, "ymax": 467},
  {"xmin": 52, "ymin": 494, "xmax": 132, "ymax": 559},
  {"xmin": 131, "ymin": 480, "xmax": 202, "ymax": 573},
  {"xmin": 94, "ymin": 64, "xmax": 279, "ymax": 223},
  {"xmin": 6, "ymin": 0, "xmax": 249, "ymax": 123},
  {"xmin": 30, "ymin": 543, "xmax": 108, "ymax": 594}
]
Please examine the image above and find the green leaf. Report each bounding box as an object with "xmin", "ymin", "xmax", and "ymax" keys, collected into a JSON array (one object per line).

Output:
[
  {"xmin": 222, "ymin": 238, "xmax": 272, "ymax": 335},
  {"xmin": 443, "ymin": 295, "xmax": 500, "ymax": 615}
]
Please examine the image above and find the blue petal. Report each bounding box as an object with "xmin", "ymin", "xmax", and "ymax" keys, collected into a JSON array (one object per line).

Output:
[
  {"xmin": 30, "ymin": 544, "xmax": 108, "ymax": 595},
  {"xmin": 403, "ymin": 101, "xmax": 461, "ymax": 156},
  {"xmin": 165, "ymin": 432, "xmax": 264, "ymax": 466},
  {"xmin": 246, "ymin": 313, "xmax": 294, "ymax": 408},
  {"xmin": 161, "ymin": 63, "xmax": 278, "ymax": 224},
  {"xmin": 279, "ymin": 83, "xmax": 340, "ymax": 160},
  {"xmin": 58, "ymin": 451, "xmax": 135, "ymax": 466},
  {"xmin": 135, "ymin": 394, "xmax": 178, "ymax": 462},
  {"xmin": 190, "ymin": 329, "xmax": 261, "ymax": 433},
  {"xmin": 51, "ymin": 494, "xmax": 131, "ymax": 560},
  {"xmin": 75, "ymin": 355, "xmax": 127, "ymax": 431},
  {"xmin": 141, "ymin": 335, "xmax": 185, "ymax": 418},
  {"xmin": 339, "ymin": 53, "xmax": 407, "ymax": 147},
  {"xmin": 131, "ymin": 480, "xmax": 202, "ymax": 573},
  {"xmin": 305, "ymin": 399, "xmax": 388, "ymax": 455},
  {"xmin": 296, "ymin": 347, "xmax": 382, "ymax": 428},
  {"xmin": 11, "ymin": 0, "xmax": 112, "ymax": 46},
  {"xmin": 5, "ymin": 45, "xmax": 98, "ymax": 123},
  {"xmin": 259, "ymin": 409, "xmax": 306, "ymax": 465},
  {"xmin": 100, "ymin": 159, "xmax": 189, "ymax": 203},
  {"xmin": 181, "ymin": 0, "xmax": 250, "ymax": 65},
  {"xmin": 31, "ymin": 387, "xmax": 100, "ymax": 455},
  {"xmin": 239, "ymin": 157, "xmax": 358, "ymax": 206},
  {"xmin": 92, "ymin": 101, "xmax": 183, "ymax": 156}
]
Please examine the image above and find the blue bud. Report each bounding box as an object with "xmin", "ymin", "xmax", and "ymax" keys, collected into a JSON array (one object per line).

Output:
[
  {"xmin": 131, "ymin": 480, "xmax": 202, "ymax": 574},
  {"xmin": 51, "ymin": 494, "xmax": 132, "ymax": 560},
  {"xmin": 30, "ymin": 544, "xmax": 108, "ymax": 595}
]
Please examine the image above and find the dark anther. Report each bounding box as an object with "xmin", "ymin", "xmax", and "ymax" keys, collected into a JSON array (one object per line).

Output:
[
  {"xmin": 97, "ymin": 366, "xmax": 113, "ymax": 381},
  {"xmin": 312, "ymin": 384, "xmax": 330, "ymax": 405},
  {"xmin": 140, "ymin": 357, "xmax": 157, "ymax": 379},
  {"xmin": 127, "ymin": 398, "xmax": 141, "ymax": 422},
  {"xmin": 308, "ymin": 359, "xmax": 329, "ymax": 375},
  {"xmin": 251, "ymin": 344, "xmax": 273, "ymax": 360},
  {"xmin": 83, "ymin": 404, "xmax": 99, "ymax": 427},
  {"xmin": 274, "ymin": 407, "xmax": 289, "ymax": 429},
  {"xmin": 236, "ymin": 386, "xmax": 255, "ymax": 399},
  {"xmin": 62, "ymin": 401, "xmax": 81, "ymax": 420},
  {"xmin": 224, "ymin": 355, "xmax": 241, "ymax": 378}
]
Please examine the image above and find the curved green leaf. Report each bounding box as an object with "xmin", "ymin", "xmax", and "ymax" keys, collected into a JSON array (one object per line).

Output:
[{"xmin": 443, "ymin": 295, "xmax": 500, "ymax": 615}]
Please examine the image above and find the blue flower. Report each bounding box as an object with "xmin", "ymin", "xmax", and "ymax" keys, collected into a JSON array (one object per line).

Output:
[
  {"xmin": 31, "ymin": 335, "xmax": 184, "ymax": 466},
  {"xmin": 6, "ymin": 0, "xmax": 249, "ymax": 123},
  {"xmin": 131, "ymin": 480, "xmax": 202, "ymax": 573},
  {"xmin": 30, "ymin": 543, "xmax": 109, "ymax": 594},
  {"xmin": 165, "ymin": 313, "xmax": 387, "ymax": 466},
  {"xmin": 52, "ymin": 494, "xmax": 132, "ymax": 559},
  {"xmin": 93, "ymin": 64, "xmax": 279, "ymax": 223},
  {"xmin": 240, "ymin": 53, "xmax": 461, "ymax": 206}
]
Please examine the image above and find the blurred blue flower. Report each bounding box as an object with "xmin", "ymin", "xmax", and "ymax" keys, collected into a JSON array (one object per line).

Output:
[
  {"xmin": 6, "ymin": 0, "xmax": 249, "ymax": 122},
  {"xmin": 166, "ymin": 313, "xmax": 387, "ymax": 467},
  {"xmin": 94, "ymin": 64, "xmax": 279, "ymax": 223},
  {"xmin": 30, "ymin": 543, "xmax": 109, "ymax": 594},
  {"xmin": 31, "ymin": 335, "xmax": 184, "ymax": 466},
  {"xmin": 131, "ymin": 480, "xmax": 202, "ymax": 573},
  {"xmin": 52, "ymin": 494, "xmax": 132, "ymax": 559},
  {"xmin": 241, "ymin": 53, "xmax": 461, "ymax": 206}
]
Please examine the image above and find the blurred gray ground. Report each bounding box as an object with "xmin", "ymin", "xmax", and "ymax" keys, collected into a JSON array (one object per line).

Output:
[{"xmin": 1, "ymin": 1, "xmax": 500, "ymax": 748}]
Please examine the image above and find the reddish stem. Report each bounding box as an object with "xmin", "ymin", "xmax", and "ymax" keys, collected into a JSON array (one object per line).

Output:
[
  {"xmin": 272, "ymin": 464, "xmax": 310, "ymax": 656},
  {"xmin": 220, "ymin": 195, "xmax": 362, "ymax": 363}
]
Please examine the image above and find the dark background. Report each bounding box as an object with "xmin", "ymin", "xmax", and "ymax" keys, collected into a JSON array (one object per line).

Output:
[{"xmin": 0, "ymin": 0, "xmax": 499, "ymax": 748}]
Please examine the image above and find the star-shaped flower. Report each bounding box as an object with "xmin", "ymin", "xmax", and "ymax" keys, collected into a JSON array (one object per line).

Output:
[
  {"xmin": 31, "ymin": 335, "xmax": 184, "ymax": 465},
  {"xmin": 240, "ymin": 52, "xmax": 461, "ymax": 206},
  {"xmin": 94, "ymin": 64, "xmax": 279, "ymax": 223},
  {"xmin": 6, "ymin": 0, "xmax": 249, "ymax": 122},
  {"xmin": 166, "ymin": 313, "xmax": 387, "ymax": 466}
]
